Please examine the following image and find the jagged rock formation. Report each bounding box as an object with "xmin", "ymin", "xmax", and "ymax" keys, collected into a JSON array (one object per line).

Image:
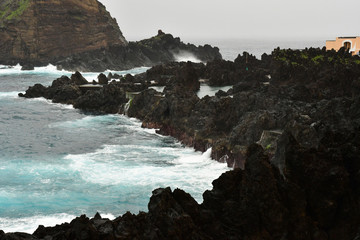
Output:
[
  {"xmin": 125, "ymin": 47, "xmax": 360, "ymax": 168},
  {"xmin": 0, "ymin": 0, "xmax": 127, "ymax": 66},
  {"xmin": 0, "ymin": 1, "xmax": 221, "ymax": 71},
  {"xmin": 54, "ymin": 31, "xmax": 222, "ymax": 72},
  {"xmin": 15, "ymin": 47, "xmax": 360, "ymax": 239},
  {"xmin": 18, "ymin": 71, "xmax": 146, "ymax": 113},
  {"xmin": 1, "ymin": 138, "xmax": 360, "ymax": 239}
]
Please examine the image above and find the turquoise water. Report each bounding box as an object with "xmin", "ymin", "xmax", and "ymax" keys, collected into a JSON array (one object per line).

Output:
[
  {"xmin": 0, "ymin": 65, "xmax": 229, "ymax": 233},
  {"xmin": 0, "ymin": 39, "xmax": 324, "ymax": 233}
]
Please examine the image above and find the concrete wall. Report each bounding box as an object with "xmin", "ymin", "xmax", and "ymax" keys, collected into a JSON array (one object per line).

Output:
[{"xmin": 326, "ymin": 37, "xmax": 360, "ymax": 55}]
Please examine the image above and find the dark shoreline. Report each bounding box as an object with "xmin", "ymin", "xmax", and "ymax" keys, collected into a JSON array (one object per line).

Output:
[
  {"xmin": 0, "ymin": 32, "xmax": 222, "ymax": 72},
  {"xmin": 3, "ymin": 47, "xmax": 360, "ymax": 239}
]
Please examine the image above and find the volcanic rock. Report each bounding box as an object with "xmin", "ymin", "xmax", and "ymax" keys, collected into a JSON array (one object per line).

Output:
[
  {"xmin": 0, "ymin": 1, "xmax": 221, "ymax": 71},
  {"xmin": 97, "ymin": 73, "xmax": 108, "ymax": 85},
  {"xmin": 0, "ymin": 0, "xmax": 127, "ymax": 67},
  {"xmin": 14, "ymin": 47, "xmax": 360, "ymax": 239},
  {"xmin": 71, "ymin": 71, "xmax": 89, "ymax": 85}
]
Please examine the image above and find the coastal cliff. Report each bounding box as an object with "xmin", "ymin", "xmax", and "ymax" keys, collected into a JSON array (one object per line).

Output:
[
  {"xmin": 0, "ymin": 0, "xmax": 221, "ymax": 71},
  {"xmin": 0, "ymin": 0, "xmax": 127, "ymax": 66}
]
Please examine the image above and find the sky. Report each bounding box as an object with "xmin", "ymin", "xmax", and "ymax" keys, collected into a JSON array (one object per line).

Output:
[{"xmin": 100, "ymin": 0, "xmax": 360, "ymax": 42}]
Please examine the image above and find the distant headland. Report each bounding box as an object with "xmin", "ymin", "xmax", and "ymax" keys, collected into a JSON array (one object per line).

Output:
[{"xmin": 0, "ymin": 0, "xmax": 221, "ymax": 71}]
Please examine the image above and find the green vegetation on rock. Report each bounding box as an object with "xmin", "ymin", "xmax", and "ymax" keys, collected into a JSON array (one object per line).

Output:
[
  {"xmin": 311, "ymin": 55, "xmax": 324, "ymax": 64},
  {"xmin": 0, "ymin": 0, "xmax": 30, "ymax": 21}
]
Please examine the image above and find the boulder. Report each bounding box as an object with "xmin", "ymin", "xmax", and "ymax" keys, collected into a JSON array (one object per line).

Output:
[
  {"xmin": 20, "ymin": 63, "xmax": 35, "ymax": 71},
  {"xmin": 71, "ymin": 71, "xmax": 88, "ymax": 85},
  {"xmin": 19, "ymin": 83, "xmax": 47, "ymax": 98},
  {"xmin": 97, "ymin": 73, "xmax": 108, "ymax": 85},
  {"xmin": 73, "ymin": 83, "xmax": 127, "ymax": 113}
]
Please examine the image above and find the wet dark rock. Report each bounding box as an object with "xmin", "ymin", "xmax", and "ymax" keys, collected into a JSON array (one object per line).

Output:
[
  {"xmin": 54, "ymin": 32, "xmax": 222, "ymax": 72},
  {"xmin": 3, "ymin": 121, "xmax": 360, "ymax": 239},
  {"xmin": 19, "ymin": 72, "xmax": 128, "ymax": 112},
  {"xmin": 20, "ymin": 63, "xmax": 35, "ymax": 71},
  {"xmin": 203, "ymin": 52, "xmax": 269, "ymax": 86},
  {"xmin": 121, "ymin": 74, "xmax": 135, "ymax": 83},
  {"xmin": 126, "ymin": 47, "xmax": 360, "ymax": 169},
  {"xmin": 0, "ymin": 0, "xmax": 221, "ymax": 71},
  {"xmin": 214, "ymin": 90, "xmax": 228, "ymax": 98},
  {"xmin": 97, "ymin": 73, "xmax": 108, "ymax": 85},
  {"xmin": 51, "ymin": 84, "xmax": 82, "ymax": 104},
  {"xmin": 174, "ymin": 61, "xmax": 200, "ymax": 92},
  {"xmin": 15, "ymin": 47, "xmax": 360, "ymax": 239},
  {"xmin": 71, "ymin": 71, "xmax": 88, "ymax": 85},
  {"xmin": 0, "ymin": 232, "xmax": 38, "ymax": 240},
  {"xmin": 73, "ymin": 83, "xmax": 127, "ymax": 113},
  {"xmin": 10, "ymin": 129, "xmax": 360, "ymax": 239},
  {"xmin": 19, "ymin": 84, "xmax": 47, "ymax": 98},
  {"xmin": 0, "ymin": 0, "xmax": 127, "ymax": 72}
]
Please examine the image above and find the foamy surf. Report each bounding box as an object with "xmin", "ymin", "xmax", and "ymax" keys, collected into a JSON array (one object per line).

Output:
[
  {"xmin": 197, "ymin": 84, "xmax": 233, "ymax": 98},
  {"xmin": 0, "ymin": 91, "xmax": 20, "ymax": 99},
  {"xmin": 0, "ymin": 214, "xmax": 76, "ymax": 234},
  {"xmin": 49, "ymin": 115, "xmax": 119, "ymax": 129},
  {"xmin": 0, "ymin": 64, "xmax": 230, "ymax": 235},
  {"xmin": 81, "ymin": 66, "xmax": 149, "ymax": 82},
  {"xmin": 0, "ymin": 64, "xmax": 149, "ymax": 83},
  {"xmin": 28, "ymin": 97, "xmax": 74, "ymax": 110},
  {"xmin": 174, "ymin": 51, "xmax": 202, "ymax": 63},
  {"xmin": 0, "ymin": 212, "xmax": 116, "ymax": 234},
  {"xmin": 66, "ymin": 143, "xmax": 229, "ymax": 203},
  {"xmin": 0, "ymin": 64, "xmax": 69, "ymax": 76}
]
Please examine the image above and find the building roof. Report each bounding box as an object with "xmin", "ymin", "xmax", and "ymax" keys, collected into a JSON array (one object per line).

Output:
[{"xmin": 338, "ymin": 36, "xmax": 358, "ymax": 39}]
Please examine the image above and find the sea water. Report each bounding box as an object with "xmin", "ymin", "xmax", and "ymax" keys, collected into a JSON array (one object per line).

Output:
[
  {"xmin": 189, "ymin": 38, "xmax": 325, "ymax": 60},
  {"xmin": 0, "ymin": 65, "xmax": 230, "ymax": 233},
  {"xmin": 0, "ymin": 39, "xmax": 323, "ymax": 233}
]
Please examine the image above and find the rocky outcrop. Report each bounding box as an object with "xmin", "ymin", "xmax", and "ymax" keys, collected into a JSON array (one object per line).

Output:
[
  {"xmin": 18, "ymin": 71, "xmax": 144, "ymax": 113},
  {"xmin": 55, "ymin": 31, "xmax": 222, "ymax": 72},
  {"xmin": 124, "ymin": 47, "xmax": 360, "ymax": 169},
  {"xmin": 19, "ymin": 47, "xmax": 360, "ymax": 166},
  {"xmin": 2, "ymin": 131, "xmax": 359, "ymax": 239},
  {"xmin": 0, "ymin": 1, "xmax": 221, "ymax": 71},
  {"xmin": 15, "ymin": 47, "xmax": 360, "ymax": 239},
  {"xmin": 0, "ymin": 0, "xmax": 127, "ymax": 67}
]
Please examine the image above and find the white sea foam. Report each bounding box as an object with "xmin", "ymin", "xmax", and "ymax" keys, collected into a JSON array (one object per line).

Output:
[
  {"xmin": 0, "ymin": 91, "xmax": 20, "ymax": 99},
  {"xmin": 0, "ymin": 64, "xmax": 149, "ymax": 82},
  {"xmin": 0, "ymin": 212, "xmax": 116, "ymax": 234},
  {"xmin": 66, "ymin": 144, "xmax": 229, "ymax": 203},
  {"xmin": 50, "ymin": 114, "xmax": 121, "ymax": 129},
  {"xmin": 174, "ymin": 51, "xmax": 202, "ymax": 63},
  {"xmin": 197, "ymin": 84, "xmax": 233, "ymax": 98},
  {"xmin": 0, "ymin": 64, "xmax": 70, "ymax": 76},
  {"xmin": 32, "ymin": 64, "xmax": 69, "ymax": 74},
  {"xmin": 0, "ymin": 213, "xmax": 76, "ymax": 234},
  {"xmin": 149, "ymin": 86, "xmax": 165, "ymax": 92},
  {"xmin": 81, "ymin": 66, "xmax": 150, "ymax": 82},
  {"xmin": 28, "ymin": 97, "xmax": 74, "ymax": 109}
]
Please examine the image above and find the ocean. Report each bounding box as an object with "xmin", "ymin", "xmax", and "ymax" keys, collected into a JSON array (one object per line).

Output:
[
  {"xmin": 0, "ymin": 39, "xmax": 324, "ymax": 233},
  {"xmin": 191, "ymin": 38, "xmax": 325, "ymax": 61}
]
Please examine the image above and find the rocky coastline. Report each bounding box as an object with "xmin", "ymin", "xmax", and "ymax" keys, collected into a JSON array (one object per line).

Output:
[
  {"xmin": 0, "ymin": 0, "xmax": 221, "ymax": 71},
  {"xmin": 7, "ymin": 46, "xmax": 360, "ymax": 239},
  {"xmin": 53, "ymin": 31, "xmax": 222, "ymax": 72}
]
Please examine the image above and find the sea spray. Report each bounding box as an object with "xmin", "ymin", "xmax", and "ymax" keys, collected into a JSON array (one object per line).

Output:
[
  {"xmin": 173, "ymin": 51, "xmax": 202, "ymax": 63},
  {"xmin": 0, "ymin": 80, "xmax": 229, "ymax": 234}
]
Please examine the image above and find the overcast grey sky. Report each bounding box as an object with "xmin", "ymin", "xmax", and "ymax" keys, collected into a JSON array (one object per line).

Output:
[{"xmin": 100, "ymin": 0, "xmax": 359, "ymax": 42}]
